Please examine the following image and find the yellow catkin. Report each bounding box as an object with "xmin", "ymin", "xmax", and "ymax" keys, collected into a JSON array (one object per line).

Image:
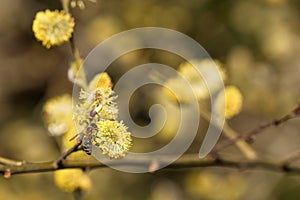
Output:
[
  {"xmin": 43, "ymin": 95, "xmax": 92, "ymax": 193},
  {"xmin": 95, "ymin": 120, "xmax": 132, "ymax": 159},
  {"xmin": 88, "ymin": 72, "xmax": 113, "ymax": 91},
  {"xmin": 54, "ymin": 169, "xmax": 92, "ymax": 192},
  {"xmin": 216, "ymin": 85, "xmax": 243, "ymax": 119},
  {"xmin": 164, "ymin": 59, "xmax": 227, "ymax": 103},
  {"xmin": 32, "ymin": 10, "xmax": 75, "ymax": 48},
  {"xmin": 43, "ymin": 94, "xmax": 73, "ymax": 136}
]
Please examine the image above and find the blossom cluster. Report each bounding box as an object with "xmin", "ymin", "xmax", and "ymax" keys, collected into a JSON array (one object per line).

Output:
[
  {"xmin": 74, "ymin": 83, "xmax": 132, "ymax": 158},
  {"xmin": 164, "ymin": 59, "xmax": 243, "ymax": 119},
  {"xmin": 43, "ymin": 73, "xmax": 132, "ymax": 159}
]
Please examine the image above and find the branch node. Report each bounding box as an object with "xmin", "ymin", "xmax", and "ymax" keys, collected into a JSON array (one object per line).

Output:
[
  {"xmin": 4, "ymin": 169, "xmax": 11, "ymax": 179},
  {"xmin": 212, "ymin": 155, "xmax": 221, "ymax": 164},
  {"xmin": 282, "ymin": 164, "xmax": 291, "ymax": 172},
  {"xmin": 273, "ymin": 120, "xmax": 280, "ymax": 126},
  {"xmin": 293, "ymin": 101, "xmax": 300, "ymax": 116},
  {"xmin": 245, "ymin": 135, "xmax": 256, "ymax": 144},
  {"xmin": 148, "ymin": 159, "xmax": 160, "ymax": 173},
  {"xmin": 54, "ymin": 142, "xmax": 81, "ymax": 168}
]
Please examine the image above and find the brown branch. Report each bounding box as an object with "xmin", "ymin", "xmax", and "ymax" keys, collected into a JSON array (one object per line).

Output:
[
  {"xmin": 1, "ymin": 153, "xmax": 300, "ymax": 177},
  {"xmin": 211, "ymin": 102, "xmax": 300, "ymax": 154},
  {"xmin": 54, "ymin": 142, "xmax": 81, "ymax": 167},
  {"xmin": 200, "ymin": 106, "xmax": 258, "ymax": 160},
  {"xmin": 1, "ymin": 103, "xmax": 299, "ymax": 177},
  {"xmin": 281, "ymin": 150, "xmax": 300, "ymax": 166}
]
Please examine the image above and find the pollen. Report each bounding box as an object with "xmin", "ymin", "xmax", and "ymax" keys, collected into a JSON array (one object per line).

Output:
[
  {"xmin": 94, "ymin": 120, "xmax": 132, "ymax": 159},
  {"xmin": 32, "ymin": 10, "xmax": 75, "ymax": 48},
  {"xmin": 75, "ymin": 87, "xmax": 119, "ymax": 125}
]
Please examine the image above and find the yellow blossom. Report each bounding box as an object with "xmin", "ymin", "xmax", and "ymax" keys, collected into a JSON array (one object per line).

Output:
[
  {"xmin": 43, "ymin": 96, "xmax": 92, "ymax": 193},
  {"xmin": 164, "ymin": 59, "xmax": 226, "ymax": 103},
  {"xmin": 74, "ymin": 87, "xmax": 119, "ymax": 125},
  {"xmin": 72, "ymin": 72, "xmax": 132, "ymax": 158},
  {"xmin": 32, "ymin": 10, "xmax": 75, "ymax": 48},
  {"xmin": 178, "ymin": 59, "xmax": 226, "ymax": 99},
  {"xmin": 88, "ymin": 72, "xmax": 113, "ymax": 91},
  {"xmin": 54, "ymin": 169, "xmax": 92, "ymax": 192},
  {"xmin": 43, "ymin": 94, "xmax": 73, "ymax": 136},
  {"xmin": 163, "ymin": 77, "xmax": 202, "ymax": 104},
  {"xmin": 94, "ymin": 120, "xmax": 132, "ymax": 159},
  {"xmin": 215, "ymin": 85, "xmax": 243, "ymax": 119}
]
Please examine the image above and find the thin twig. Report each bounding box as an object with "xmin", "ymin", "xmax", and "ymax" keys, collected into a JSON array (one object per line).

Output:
[
  {"xmin": 211, "ymin": 101, "xmax": 300, "ymax": 154},
  {"xmin": 281, "ymin": 150, "xmax": 300, "ymax": 166},
  {"xmin": 60, "ymin": 0, "xmax": 70, "ymax": 12},
  {"xmin": 61, "ymin": 0, "xmax": 88, "ymax": 89},
  {"xmin": 54, "ymin": 142, "xmax": 81, "ymax": 167},
  {"xmin": 200, "ymin": 106, "xmax": 257, "ymax": 160},
  {"xmin": 0, "ymin": 157, "xmax": 23, "ymax": 166}
]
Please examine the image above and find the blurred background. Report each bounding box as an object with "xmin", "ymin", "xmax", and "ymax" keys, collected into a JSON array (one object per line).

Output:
[{"xmin": 1, "ymin": 0, "xmax": 300, "ymax": 199}]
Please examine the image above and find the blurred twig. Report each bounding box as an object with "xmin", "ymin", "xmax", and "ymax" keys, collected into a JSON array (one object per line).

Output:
[
  {"xmin": 281, "ymin": 150, "xmax": 300, "ymax": 167},
  {"xmin": 211, "ymin": 101, "xmax": 300, "ymax": 154},
  {"xmin": 200, "ymin": 106, "xmax": 258, "ymax": 160},
  {"xmin": 61, "ymin": 0, "xmax": 70, "ymax": 12},
  {"xmin": 0, "ymin": 157, "xmax": 23, "ymax": 166}
]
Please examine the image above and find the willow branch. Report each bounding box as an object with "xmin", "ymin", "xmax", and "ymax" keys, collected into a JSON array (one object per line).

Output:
[
  {"xmin": 1, "ymin": 154, "xmax": 300, "ymax": 177},
  {"xmin": 54, "ymin": 142, "xmax": 81, "ymax": 167},
  {"xmin": 281, "ymin": 150, "xmax": 300, "ymax": 166},
  {"xmin": 200, "ymin": 106, "xmax": 257, "ymax": 160},
  {"xmin": 2, "ymin": 103, "xmax": 298, "ymax": 177},
  {"xmin": 211, "ymin": 101, "xmax": 300, "ymax": 154}
]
